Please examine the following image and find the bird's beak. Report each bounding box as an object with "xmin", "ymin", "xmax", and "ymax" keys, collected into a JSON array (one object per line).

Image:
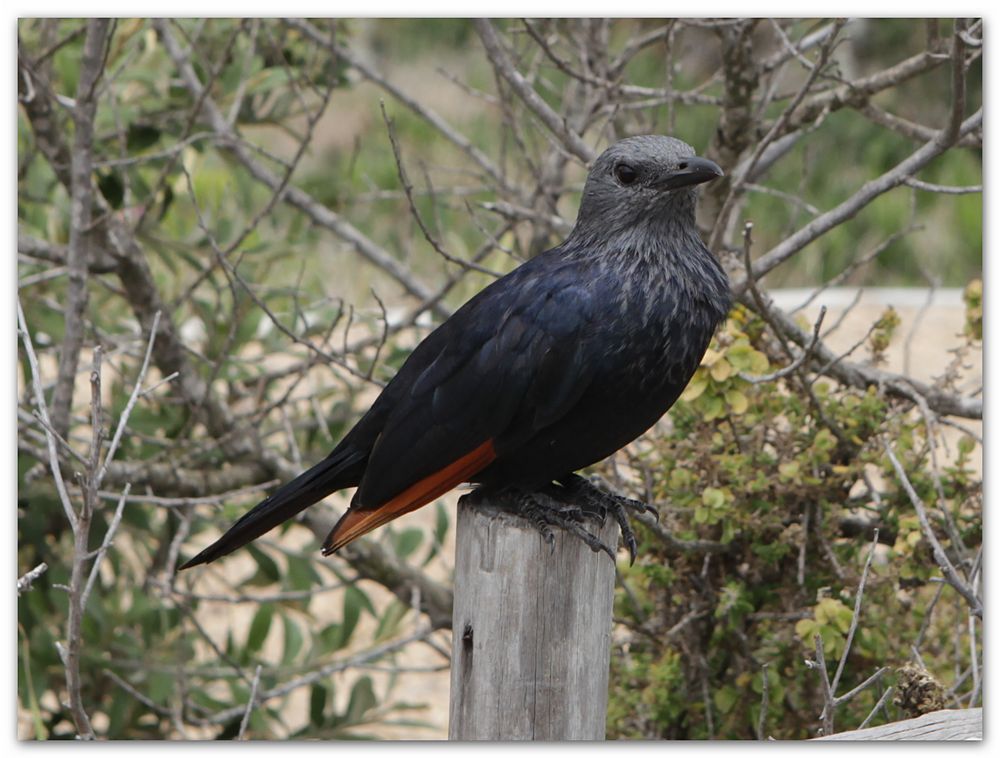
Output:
[{"xmin": 655, "ymin": 156, "xmax": 724, "ymax": 191}]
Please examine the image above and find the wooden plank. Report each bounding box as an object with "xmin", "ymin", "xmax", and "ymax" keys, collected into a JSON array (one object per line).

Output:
[
  {"xmin": 814, "ymin": 708, "xmax": 982, "ymax": 741},
  {"xmin": 448, "ymin": 499, "xmax": 618, "ymax": 740}
]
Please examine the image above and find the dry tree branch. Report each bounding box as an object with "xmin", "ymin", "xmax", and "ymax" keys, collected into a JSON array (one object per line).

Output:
[
  {"xmin": 810, "ymin": 634, "xmax": 836, "ymax": 734},
  {"xmin": 830, "ymin": 530, "xmax": 879, "ymax": 695},
  {"xmin": 882, "ymin": 440, "xmax": 982, "ymax": 618},
  {"xmin": 201, "ymin": 625, "xmax": 436, "ymax": 725},
  {"xmin": 777, "ymin": 46, "xmax": 953, "ymax": 137},
  {"xmin": 740, "ymin": 305, "xmax": 826, "ymax": 384},
  {"xmin": 751, "ymin": 298, "xmax": 980, "ymax": 418},
  {"xmin": 95, "ymin": 481, "xmax": 279, "ymax": 510},
  {"xmin": 904, "ymin": 177, "xmax": 981, "ymax": 194},
  {"xmin": 285, "ymin": 17, "xmax": 512, "ymax": 193},
  {"xmin": 237, "ymin": 664, "xmax": 263, "ymax": 740},
  {"xmin": 756, "ymin": 662, "xmax": 770, "ymax": 740},
  {"xmin": 380, "ymin": 102, "xmax": 503, "ymax": 278},
  {"xmin": 155, "ymin": 19, "xmax": 448, "ymax": 318},
  {"xmin": 17, "ymin": 299, "xmax": 79, "ymax": 531},
  {"xmin": 474, "ymin": 19, "xmax": 595, "ymax": 164},
  {"xmin": 17, "ymin": 563, "xmax": 49, "ymax": 595},
  {"xmin": 740, "ymin": 107, "xmax": 982, "ymax": 288},
  {"xmin": 49, "ymin": 19, "xmax": 110, "ymax": 443},
  {"xmin": 859, "ymin": 103, "xmax": 981, "ymax": 149},
  {"xmin": 741, "ymin": 222, "xmax": 851, "ymax": 448},
  {"xmin": 710, "ymin": 20, "xmax": 845, "ymax": 250}
]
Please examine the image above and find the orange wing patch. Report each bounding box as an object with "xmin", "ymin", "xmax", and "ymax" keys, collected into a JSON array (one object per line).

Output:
[{"xmin": 322, "ymin": 439, "xmax": 497, "ymax": 554}]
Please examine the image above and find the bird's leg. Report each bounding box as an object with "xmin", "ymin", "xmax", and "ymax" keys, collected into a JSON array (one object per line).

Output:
[
  {"xmin": 556, "ymin": 474, "xmax": 658, "ymax": 565},
  {"xmin": 462, "ymin": 485, "xmax": 617, "ymax": 562}
]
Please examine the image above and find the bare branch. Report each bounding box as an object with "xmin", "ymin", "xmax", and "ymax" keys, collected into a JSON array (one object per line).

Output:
[
  {"xmin": 380, "ymin": 101, "xmax": 502, "ymax": 278},
  {"xmin": 474, "ymin": 19, "xmax": 595, "ymax": 164},
  {"xmin": 50, "ymin": 19, "xmax": 110, "ymax": 445},
  {"xmin": 904, "ymin": 177, "xmax": 981, "ymax": 195},
  {"xmin": 17, "ymin": 562, "xmax": 49, "ymax": 595},
  {"xmin": 80, "ymin": 483, "xmax": 130, "ymax": 610},
  {"xmin": 17, "ymin": 298, "xmax": 78, "ymax": 531},
  {"xmin": 831, "ymin": 529, "xmax": 879, "ymax": 694},
  {"xmin": 237, "ymin": 665, "xmax": 263, "ymax": 740},
  {"xmin": 740, "ymin": 109, "xmax": 982, "ymax": 289},
  {"xmin": 741, "ymin": 305, "xmax": 826, "ymax": 384},
  {"xmin": 155, "ymin": 19, "xmax": 448, "ymax": 318},
  {"xmin": 882, "ymin": 439, "xmax": 982, "ymax": 617}
]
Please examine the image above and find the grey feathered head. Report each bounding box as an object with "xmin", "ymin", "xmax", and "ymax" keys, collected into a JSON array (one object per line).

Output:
[{"xmin": 573, "ymin": 135, "xmax": 723, "ymax": 242}]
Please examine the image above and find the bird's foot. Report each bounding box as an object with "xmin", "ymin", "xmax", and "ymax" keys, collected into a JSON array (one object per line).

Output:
[
  {"xmin": 556, "ymin": 474, "xmax": 658, "ymax": 565},
  {"xmin": 474, "ymin": 486, "xmax": 618, "ymax": 562}
]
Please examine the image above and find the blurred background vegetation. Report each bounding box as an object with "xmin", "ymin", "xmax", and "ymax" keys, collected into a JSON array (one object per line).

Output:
[{"xmin": 18, "ymin": 18, "xmax": 981, "ymax": 740}]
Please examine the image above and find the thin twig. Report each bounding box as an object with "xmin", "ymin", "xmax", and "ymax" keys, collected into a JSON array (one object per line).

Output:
[
  {"xmin": 94, "ymin": 311, "xmax": 161, "ymax": 489},
  {"xmin": 17, "ymin": 562, "xmax": 49, "ymax": 595},
  {"xmin": 812, "ymin": 633, "xmax": 835, "ymax": 734},
  {"xmin": 858, "ymin": 685, "xmax": 894, "ymax": 729},
  {"xmin": 79, "ymin": 483, "xmax": 130, "ymax": 611},
  {"xmin": 883, "ymin": 440, "xmax": 982, "ymax": 617},
  {"xmin": 380, "ymin": 102, "xmax": 502, "ymax": 278},
  {"xmin": 757, "ymin": 662, "xmax": 770, "ymax": 740},
  {"xmin": 904, "ymin": 177, "xmax": 981, "ymax": 194},
  {"xmin": 50, "ymin": 19, "xmax": 110, "ymax": 445},
  {"xmin": 830, "ymin": 529, "xmax": 879, "ymax": 694},
  {"xmin": 741, "ymin": 108, "xmax": 982, "ymax": 291},
  {"xmin": 474, "ymin": 19, "xmax": 594, "ymax": 164},
  {"xmin": 17, "ymin": 299, "xmax": 78, "ymax": 530},
  {"xmin": 237, "ymin": 664, "xmax": 263, "ymax": 740},
  {"xmin": 740, "ymin": 306, "xmax": 826, "ymax": 384}
]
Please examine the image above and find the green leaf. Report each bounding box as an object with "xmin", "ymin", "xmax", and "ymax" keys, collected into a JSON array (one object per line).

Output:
[
  {"xmin": 286, "ymin": 554, "xmax": 321, "ymax": 593},
  {"xmin": 702, "ymin": 487, "xmax": 726, "ymax": 509},
  {"xmin": 245, "ymin": 544, "xmax": 280, "ymax": 586},
  {"xmin": 246, "ymin": 604, "xmax": 274, "ymax": 654},
  {"xmin": 681, "ymin": 373, "xmax": 708, "ymax": 401},
  {"xmin": 148, "ymin": 671, "xmax": 174, "ymax": 704},
  {"xmin": 423, "ymin": 501, "xmax": 451, "ymax": 566},
  {"xmin": 341, "ymin": 585, "xmax": 369, "ymax": 646},
  {"xmin": 319, "ymin": 622, "xmax": 344, "ymax": 653},
  {"xmin": 393, "ymin": 527, "xmax": 423, "ymax": 559},
  {"xmin": 345, "ymin": 676, "xmax": 377, "ymax": 724},
  {"xmin": 701, "ymin": 394, "xmax": 725, "ymax": 421},
  {"xmin": 374, "ymin": 600, "xmax": 409, "ymax": 643},
  {"xmin": 710, "ymin": 358, "xmax": 732, "ymax": 382},
  {"xmin": 309, "ymin": 683, "xmax": 328, "ymax": 727},
  {"xmin": 126, "ymin": 122, "xmax": 162, "ymax": 151},
  {"xmin": 282, "ymin": 614, "xmax": 304, "ymax": 665},
  {"xmin": 713, "ymin": 685, "xmax": 738, "ymax": 714},
  {"xmin": 725, "ymin": 389, "xmax": 749, "ymax": 414}
]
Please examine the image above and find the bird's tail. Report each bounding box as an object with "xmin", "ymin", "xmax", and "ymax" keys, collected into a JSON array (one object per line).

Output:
[{"xmin": 179, "ymin": 447, "xmax": 365, "ymax": 570}]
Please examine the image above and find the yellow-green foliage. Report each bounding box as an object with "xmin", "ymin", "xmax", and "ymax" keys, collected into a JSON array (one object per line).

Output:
[{"xmin": 606, "ymin": 306, "xmax": 981, "ymax": 739}]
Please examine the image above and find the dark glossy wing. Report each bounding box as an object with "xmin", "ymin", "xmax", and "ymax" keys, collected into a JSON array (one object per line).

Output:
[{"xmin": 352, "ymin": 251, "xmax": 601, "ymax": 508}]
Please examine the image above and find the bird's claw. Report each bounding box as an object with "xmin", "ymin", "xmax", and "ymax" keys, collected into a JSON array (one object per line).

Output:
[
  {"xmin": 485, "ymin": 488, "xmax": 617, "ymax": 562},
  {"xmin": 560, "ymin": 474, "xmax": 659, "ymax": 565},
  {"xmin": 477, "ymin": 476, "xmax": 655, "ymax": 565}
]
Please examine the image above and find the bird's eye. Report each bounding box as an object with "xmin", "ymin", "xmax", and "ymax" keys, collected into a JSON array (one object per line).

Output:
[{"xmin": 614, "ymin": 163, "xmax": 638, "ymax": 185}]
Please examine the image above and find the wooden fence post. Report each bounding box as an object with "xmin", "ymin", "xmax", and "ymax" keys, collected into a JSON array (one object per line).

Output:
[{"xmin": 448, "ymin": 498, "xmax": 618, "ymax": 741}]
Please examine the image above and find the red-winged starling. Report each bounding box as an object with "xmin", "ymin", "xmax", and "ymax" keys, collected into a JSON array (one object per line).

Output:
[{"xmin": 180, "ymin": 135, "xmax": 730, "ymax": 570}]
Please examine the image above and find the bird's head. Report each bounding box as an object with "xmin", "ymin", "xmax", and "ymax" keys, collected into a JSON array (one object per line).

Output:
[{"xmin": 573, "ymin": 135, "xmax": 723, "ymax": 241}]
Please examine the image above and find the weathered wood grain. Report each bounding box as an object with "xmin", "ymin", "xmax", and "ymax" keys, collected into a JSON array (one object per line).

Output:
[
  {"xmin": 448, "ymin": 500, "xmax": 618, "ymax": 741},
  {"xmin": 814, "ymin": 708, "xmax": 982, "ymax": 741}
]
